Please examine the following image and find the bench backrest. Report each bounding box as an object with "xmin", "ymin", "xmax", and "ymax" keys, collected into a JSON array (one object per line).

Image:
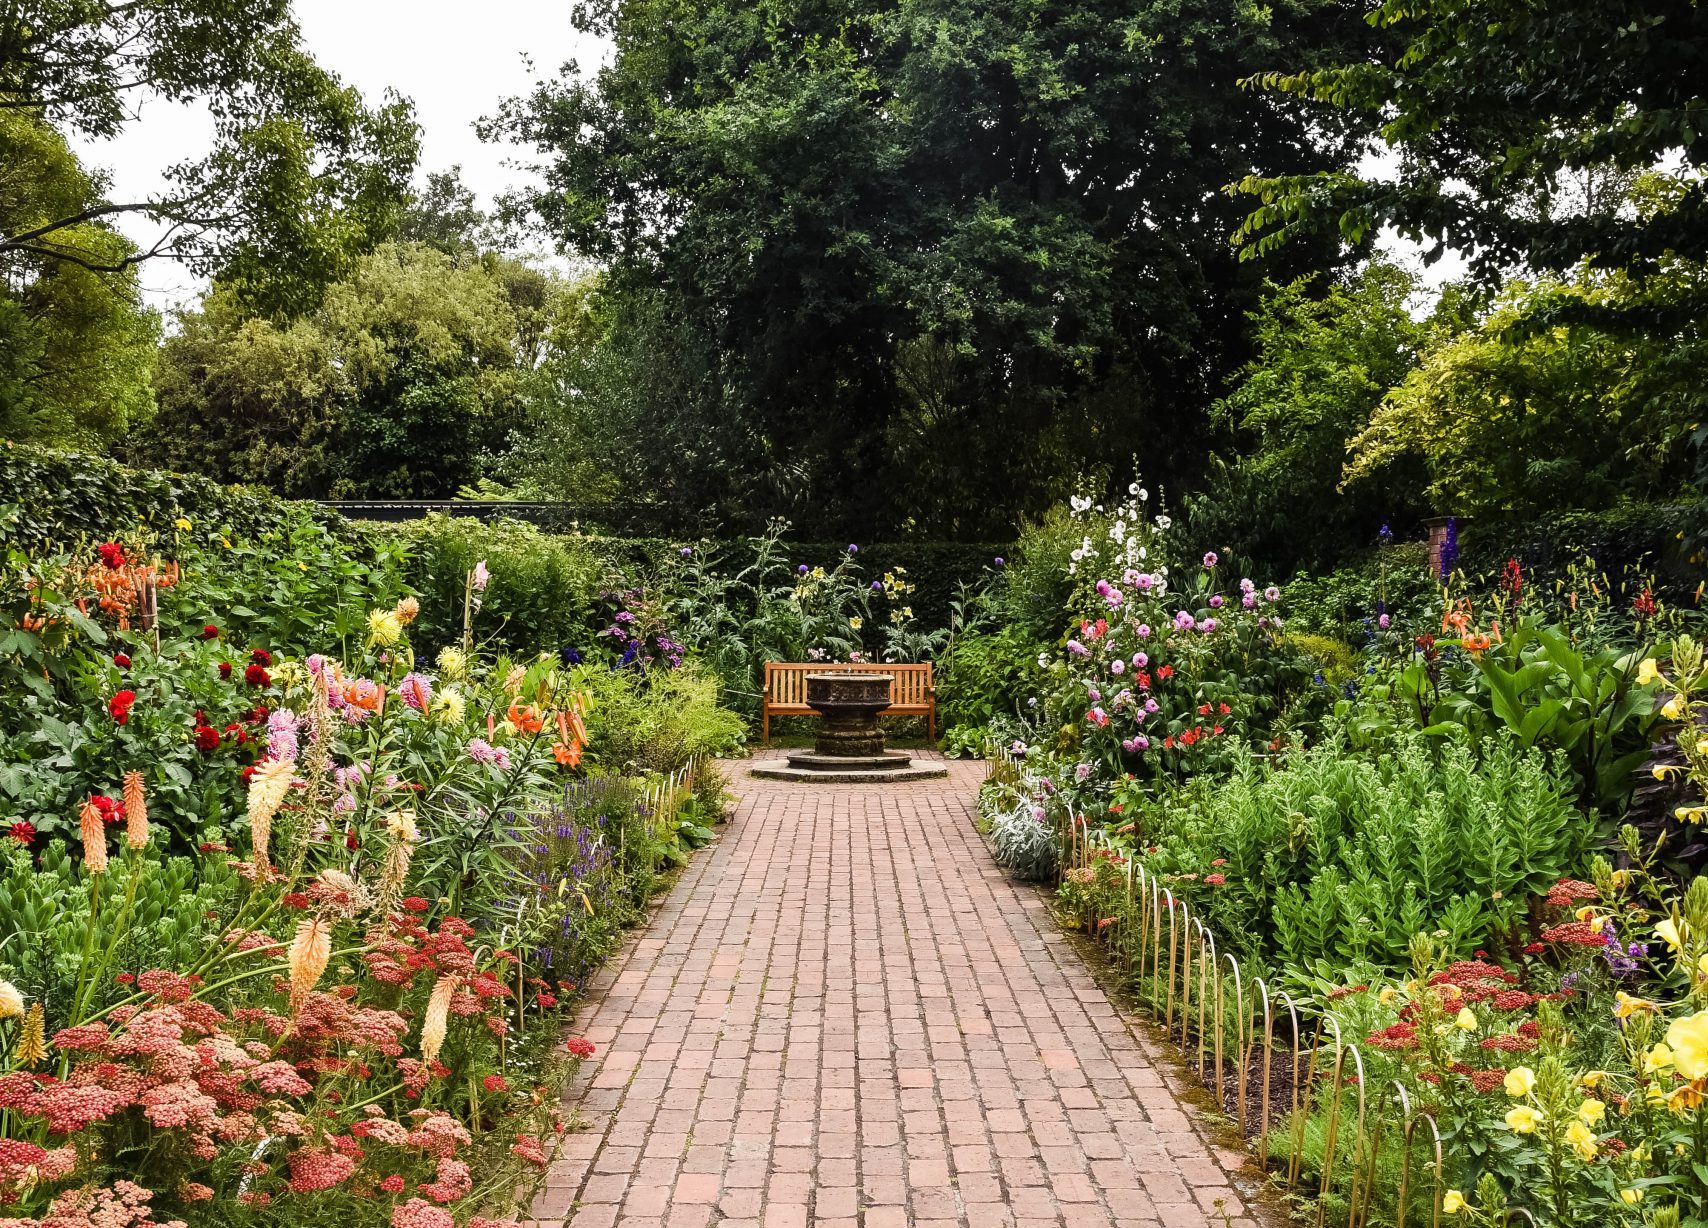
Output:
[{"xmin": 764, "ymin": 661, "xmax": 933, "ymax": 707}]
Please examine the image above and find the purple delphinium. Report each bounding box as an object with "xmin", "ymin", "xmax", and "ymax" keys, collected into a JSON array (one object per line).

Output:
[{"xmin": 1438, "ymin": 517, "xmax": 1459, "ymax": 579}]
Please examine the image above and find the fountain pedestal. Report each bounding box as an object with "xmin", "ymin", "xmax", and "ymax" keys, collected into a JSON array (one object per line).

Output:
[{"xmin": 750, "ymin": 672, "xmax": 948, "ymax": 783}]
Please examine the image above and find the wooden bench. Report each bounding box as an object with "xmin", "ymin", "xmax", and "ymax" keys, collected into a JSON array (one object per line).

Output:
[{"xmin": 762, "ymin": 661, "xmax": 935, "ymax": 743}]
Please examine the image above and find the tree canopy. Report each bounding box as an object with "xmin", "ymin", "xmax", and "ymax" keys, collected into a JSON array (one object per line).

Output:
[
  {"xmin": 1, "ymin": 0, "xmax": 419, "ymax": 316},
  {"xmin": 1231, "ymin": 0, "xmax": 1708, "ymax": 282},
  {"xmin": 487, "ymin": 0, "xmax": 1376, "ymax": 538}
]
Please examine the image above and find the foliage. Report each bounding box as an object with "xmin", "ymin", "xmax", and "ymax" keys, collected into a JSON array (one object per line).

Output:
[
  {"xmin": 0, "ymin": 114, "xmax": 160, "ymax": 449},
  {"xmin": 1194, "ymin": 260, "xmax": 1433, "ymax": 572},
  {"xmin": 486, "ymin": 0, "xmax": 1374, "ymax": 537},
  {"xmin": 1233, "ymin": 0, "xmax": 1708, "ymax": 282},
  {"xmin": 0, "ymin": 0, "xmax": 420, "ymax": 317},
  {"xmin": 1277, "ymin": 543, "xmax": 1437, "ymax": 641},
  {"xmin": 142, "ymin": 243, "xmax": 570, "ymax": 499},
  {"xmin": 1344, "ymin": 269, "xmax": 1702, "ymax": 520},
  {"xmin": 980, "ymin": 766, "xmax": 1059, "ymax": 883}
]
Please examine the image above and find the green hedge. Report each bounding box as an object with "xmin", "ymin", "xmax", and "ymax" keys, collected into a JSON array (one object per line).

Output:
[
  {"xmin": 1, "ymin": 446, "xmax": 1004, "ymax": 658},
  {"xmin": 1460, "ymin": 504, "xmax": 1698, "ymax": 600},
  {"xmin": 0, "ymin": 442, "xmax": 360, "ymax": 547}
]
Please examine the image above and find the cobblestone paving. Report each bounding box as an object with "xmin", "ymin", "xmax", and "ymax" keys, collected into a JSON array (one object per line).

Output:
[{"xmin": 533, "ymin": 758, "xmax": 1263, "ymax": 1228}]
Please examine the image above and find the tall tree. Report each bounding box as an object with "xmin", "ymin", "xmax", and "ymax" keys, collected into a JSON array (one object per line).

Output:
[
  {"xmin": 0, "ymin": 0, "xmax": 419, "ymax": 316},
  {"xmin": 1231, "ymin": 0, "xmax": 1708, "ymax": 280},
  {"xmin": 141, "ymin": 243, "xmax": 569, "ymax": 498},
  {"xmin": 488, "ymin": 0, "xmax": 1374, "ymax": 538},
  {"xmin": 0, "ymin": 113, "xmax": 158, "ymax": 446}
]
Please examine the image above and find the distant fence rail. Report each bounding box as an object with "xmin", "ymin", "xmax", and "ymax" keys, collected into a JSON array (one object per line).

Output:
[{"xmin": 319, "ymin": 500, "xmax": 673, "ymax": 535}]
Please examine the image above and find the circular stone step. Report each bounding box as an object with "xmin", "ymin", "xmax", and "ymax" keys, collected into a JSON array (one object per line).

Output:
[
  {"xmin": 748, "ymin": 758, "xmax": 950, "ymax": 783},
  {"xmin": 783, "ymin": 750, "xmax": 914, "ymax": 772}
]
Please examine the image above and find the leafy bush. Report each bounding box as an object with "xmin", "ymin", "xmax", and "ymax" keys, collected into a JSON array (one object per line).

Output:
[{"xmin": 1144, "ymin": 735, "xmax": 1586, "ymax": 971}]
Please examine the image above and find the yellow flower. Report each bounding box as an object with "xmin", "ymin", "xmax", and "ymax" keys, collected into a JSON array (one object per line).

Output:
[
  {"xmin": 849, "ymin": 617, "xmax": 863, "ymax": 630},
  {"xmin": 1616, "ymin": 991, "xmax": 1662, "ymax": 1020},
  {"xmin": 1574, "ymin": 905, "xmax": 1602, "ymax": 926},
  {"xmin": 395, "ymin": 596, "xmax": 420, "ymax": 626},
  {"xmin": 1455, "ymin": 1007, "xmax": 1477, "ymax": 1030},
  {"xmin": 366, "ymin": 608, "xmax": 403, "ymax": 647},
  {"xmin": 1378, "ymin": 986, "xmax": 1398, "ymax": 1005},
  {"xmin": 1663, "ymin": 696, "xmax": 1685, "ymax": 720},
  {"xmin": 1504, "ymin": 1105, "xmax": 1542, "ymax": 1134},
  {"xmin": 1579, "ymin": 1070, "xmax": 1605, "ymax": 1090},
  {"xmin": 1638, "ymin": 658, "xmax": 1661, "ymax": 685},
  {"xmin": 1620, "ymin": 1188, "xmax": 1643, "ymax": 1205},
  {"xmin": 12, "ymin": 1002, "xmax": 45, "ymax": 1067},
  {"xmin": 433, "ymin": 686, "xmax": 466, "ymax": 726},
  {"xmin": 436, "ymin": 646, "xmax": 467, "ymax": 680},
  {"xmin": 173, "ymin": 516, "xmax": 193, "ymax": 532},
  {"xmin": 1577, "ymin": 1098, "xmax": 1606, "ymax": 1126},
  {"xmin": 1504, "ymin": 1067, "xmax": 1536, "ymax": 1096},
  {"xmin": 1611, "ymin": 868, "xmax": 1633, "ymax": 888},
  {"xmin": 1674, "ymin": 806, "xmax": 1708, "ymax": 824},
  {"xmin": 1667, "ymin": 1081, "xmax": 1705, "ymax": 1114},
  {"xmin": 1657, "ymin": 918, "xmax": 1685, "ymax": 951},
  {"xmin": 1564, "ymin": 1119, "xmax": 1598, "ymax": 1161},
  {"xmin": 1442, "ymin": 1190, "xmax": 1466, "ymax": 1215},
  {"xmin": 1666, "ymin": 1009, "xmax": 1708, "ymax": 1080},
  {"xmin": 0, "ymin": 980, "xmax": 23, "ymax": 1019},
  {"xmin": 1645, "ymin": 1042, "xmax": 1675, "ymax": 1075}
]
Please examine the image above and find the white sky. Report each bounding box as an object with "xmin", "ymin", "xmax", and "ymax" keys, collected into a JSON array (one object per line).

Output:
[{"xmin": 69, "ymin": 4, "xmax": 1459, "ymax": 312}]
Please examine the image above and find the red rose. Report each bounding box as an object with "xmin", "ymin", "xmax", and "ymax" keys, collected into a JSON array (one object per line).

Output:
[
  {"xmin": 250, "ymin": 648, "xmax": 272, "ymax": 666},
  {"xmin": 244, "ymin": 664, "xmax": 270, "ymax": 687},
  {"xmin": 194, "ymin": 725, "xmax": 220, "ymax": 751},
  {"xmin": 202, "ymin": 624, "xmax": 219, "ymax": 640},
  {"xmin": 97, "ymin": 542, "xmax": 126, "ymax": 569},
  {"xmin": 218, "ymin": 662, "xmax": 232, "ymax": 680},
  {"xmin": 113, "ymin": 653, "xmax": 131, "ymax": 669},
  {"xmin": 6, "ymin": 820, "xmax": 35, "ymax": 846},
  {"xmin": 108, "ymin": 690, "xmax": 136, "ymax": 724}
]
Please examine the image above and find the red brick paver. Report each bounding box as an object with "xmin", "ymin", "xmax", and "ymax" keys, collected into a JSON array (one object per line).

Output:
[{"xmin": 535, "ymin": 759, "xmax": 1263, "ymax": 1227}]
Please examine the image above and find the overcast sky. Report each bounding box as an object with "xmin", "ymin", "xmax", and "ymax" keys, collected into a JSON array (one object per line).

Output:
[{"xmin": 70, "ymin": 2, "xmax": 1460, "ymax": 313}]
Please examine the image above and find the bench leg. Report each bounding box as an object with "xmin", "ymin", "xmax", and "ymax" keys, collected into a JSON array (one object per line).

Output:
[
  {"xmin": 929, "ymin": 704, "xmax": 936, "ymax": 743},
  {"xmin": 762, "ymin": 710, "xmax": 769, "ymax": 745}
]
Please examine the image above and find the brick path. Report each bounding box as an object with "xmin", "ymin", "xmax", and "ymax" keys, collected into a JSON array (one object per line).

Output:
[{"xmin": 533, "ymin": 759, "xmax": 1262, "ymax": 1228}]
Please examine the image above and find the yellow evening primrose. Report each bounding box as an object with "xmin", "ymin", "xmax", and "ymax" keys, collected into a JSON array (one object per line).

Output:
[
  {"xmin": 1620, "ymin": 1188, "xmax": 1643, "ymax": 1205},
  {"xmin": 849, "ymin": 616, "xmax": 863, "ymax": 630},
  {"xmin": 1645, "ymin": 1042, "xmax": 1676, "ymax": 1075},
  {"xmin": 173, "ymin": 516, "xmax": 193, "ymax": 531},
  {"xmin": 1455, "ymin": 1007, "xmax": 1477, "ymax": 1031},
  {"xmin": 1657, "ymin": 918, "xmax": 1685, "ymax": 951},
  {"xmin": 1676, "ymin": 806, "xmax": 1708, "ymax": 824},
  {"xmin": 1638, "ymin": 658, "xmax": 1661, "ymax": 685},
  {"xmin": 1564, "ymin": 1119, "xmax": 1598, "ymax": 1161},
  {"xmin": 1663, "ymin": 695, "xmax": 1685, "ymax": 719},
  {"xmin": 1442, "ymin": 1190, "xmax": 1466, "ymax": 1215},
  {"xmin": 1699, "ymin": 952, "xmax": 1708, "ymax": 980},
  {"xmin": 1577, "ymin": 1098, "xmax": 1606, "ymax": 1126},
  {"xmin": 1504, "ymin": 1067, "xmax": 1536, "ymax": 1097},
  {"xmin": 1579, "ymin": 1070, "xmax": 1606, "ymax": 1090},
  {"xmin": 1668, "ymin": 1082, "xmax": 1705, "ymax": 1114},
  {"xmin": 1379, "ymin": 986, "xmax": 1398, "ymax": 1005},
  {"xmin": 1666, "ymin": 1010, "xmax": 1708, "ymax": 1080},
  {"xmin": 1504, "ymin": 1106, "xmax": 1542, "ymax": 1134}
]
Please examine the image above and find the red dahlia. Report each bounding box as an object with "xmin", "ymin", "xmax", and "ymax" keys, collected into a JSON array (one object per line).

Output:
[
  {"xmin": 244, "ymin": 664, "xmax": 270, "ymax": 687},
  {"xmin": 108, "ymin": 690, "xmax": 136, "ymax": 724}
]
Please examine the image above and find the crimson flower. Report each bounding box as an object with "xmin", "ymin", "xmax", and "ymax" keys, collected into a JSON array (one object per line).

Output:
[
  {"xmin": 245, "ymin": 663, "xmax": 270, "ymax": 687},
  {"xmin": 6, "ymin": 821, "xmax": 35, "ymax": 846},
  {"xmin": 112, "ymin": 653, "xmax": 131, "ymax": 669},
  {"xmin": 218, "ymin": 662, "xmax": 232, "ymax": 680},
  {"xmin": 108, "ymin": 690, "xmax": 136, "ymax": 724},
  {"xmin": 96, "ymin": 542, "xmax": 126, "ymax": 569},
  {"xmin": 564, "ymin": 1037, "xmax": 596, "ymax": 1059},
  {"xmin": 193, "ymin": 725, "xmax": 220, "ymax": 752},
  {"xmin": 250, "ymin": 648, "xmax": 272, "ymax": 666},
  {"xmin": 482, "ymin": 1075, "xmax": 509, "ymax": 1093},
  {"xmin": 202, "ymin": 624, "xmax": 219, "ymax": 639}
]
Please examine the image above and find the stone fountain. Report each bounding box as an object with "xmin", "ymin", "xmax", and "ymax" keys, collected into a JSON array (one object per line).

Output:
[{"xmin": 750, "ymin": 672, "xmax": 948, "ymax": 782}]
